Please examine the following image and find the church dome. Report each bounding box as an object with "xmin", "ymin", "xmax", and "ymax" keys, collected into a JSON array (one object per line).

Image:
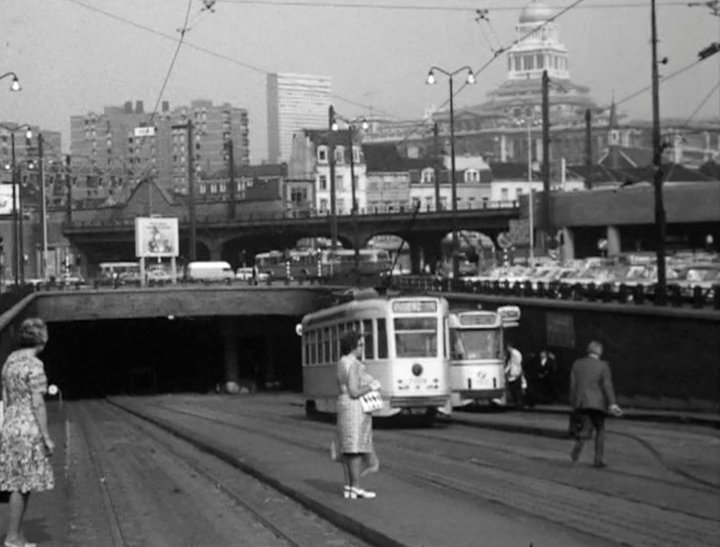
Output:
[{"xmin": 519, "ymin": 0, "xmax": 552, "ymax": 23}]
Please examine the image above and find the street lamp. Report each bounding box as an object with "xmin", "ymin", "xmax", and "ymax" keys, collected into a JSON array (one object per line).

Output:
[
  {"xmin": 426, "ymin": 65, "xmax": 475, "ymax": 284},
  {"xmin": 331, "ymin": 112, "xmax": 369, "ymax": 275},
  {"xmin": 0, "ymin": 72, "xmax": 21, "ymax": 92}
]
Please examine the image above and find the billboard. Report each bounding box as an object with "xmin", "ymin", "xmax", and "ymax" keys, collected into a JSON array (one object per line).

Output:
[
  {"xmin": 0, "ymin": 184, "xmax": 17, "ymax": 216},
  {"xmin": 135, "ymin": 217, "xmax": 179, "ymax": 258}
]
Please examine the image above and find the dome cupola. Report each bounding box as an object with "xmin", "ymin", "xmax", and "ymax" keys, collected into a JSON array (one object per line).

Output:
[{"xmin": 519, "ymin": 0, "xmax": 552, "ymax": 24}]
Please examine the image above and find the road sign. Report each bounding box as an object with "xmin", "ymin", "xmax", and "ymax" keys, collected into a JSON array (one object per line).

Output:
[
  {"xmin": 134, "ymin": 126, "xmax": 156, "ymax": 137},
  {"xmin": 508, "ymin": 219, "xmax": 531, "ymax": 245},
  {"xmin": 497, "ymin": 232, "xmax": 513, "ymax": 249}
]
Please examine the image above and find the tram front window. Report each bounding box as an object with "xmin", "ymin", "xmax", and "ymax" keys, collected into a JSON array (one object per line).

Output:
[
  {"xmin": 453, "ymin": 330, "xmax": 501, "ymax": 360},
  {"xmin": 394, "ymin": 317, "xmax": 437, "ymax": 358}
]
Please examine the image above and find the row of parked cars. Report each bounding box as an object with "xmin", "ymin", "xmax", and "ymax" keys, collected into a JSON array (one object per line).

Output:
[{"xmin": 462, "ymin": 255, "xmax": 720, "ymax": 303}]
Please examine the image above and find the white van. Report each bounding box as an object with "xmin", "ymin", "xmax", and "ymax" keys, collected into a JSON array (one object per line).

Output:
[{"xmin": 185, "ymin": 261, "xmax": 234, "ymax": 282}]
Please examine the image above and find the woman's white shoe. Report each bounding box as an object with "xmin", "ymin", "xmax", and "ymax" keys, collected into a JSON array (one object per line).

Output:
[{"xmin": 349, "ymin": 486, "xmax": 376, "ymax": 499}]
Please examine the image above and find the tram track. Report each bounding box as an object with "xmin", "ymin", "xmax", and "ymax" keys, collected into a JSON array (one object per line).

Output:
[
  {"xmin": 110, "ymin": 397, "xmax": 720, "ymax": 547},
  {"xmin": 71, "ymin": 401, "xmax": 373, "ymax": 547}
]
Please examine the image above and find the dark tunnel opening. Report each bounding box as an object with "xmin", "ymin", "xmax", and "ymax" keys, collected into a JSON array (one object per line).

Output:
[{"xmin": 39, "ymin": 316, "xmax": 303, "ymax": 400}]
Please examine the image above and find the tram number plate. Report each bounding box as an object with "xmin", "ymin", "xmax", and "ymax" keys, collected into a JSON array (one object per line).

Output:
[{"xmin": 410, "ymin": 378, "xmax": 427, "ymax": 388}]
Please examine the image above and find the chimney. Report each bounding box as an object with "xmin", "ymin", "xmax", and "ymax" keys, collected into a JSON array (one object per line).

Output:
[
  {"xmin": 124, "ymin": 101, "xmax": 133, "ymax": 114},
  {"xmin": 162, "ymin": 100, "xmax": 170, "ymax": 113},
  {"xmin": 135, "ymin": 100, "xmax": 144, "ymax": 114}
]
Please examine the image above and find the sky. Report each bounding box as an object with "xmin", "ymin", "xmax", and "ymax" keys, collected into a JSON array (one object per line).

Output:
[{"xmin": 2, "ymin": 0, "xmax": 719, "ymax": 162}]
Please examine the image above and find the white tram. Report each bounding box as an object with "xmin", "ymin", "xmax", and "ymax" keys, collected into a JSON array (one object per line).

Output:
[
  {"xmin": 448, "ymin": 306, "xmax": 521, "ymax": 408},
  {"xmin": 299, "ymin": 294, "xmax": 451, "ymax": 420}
]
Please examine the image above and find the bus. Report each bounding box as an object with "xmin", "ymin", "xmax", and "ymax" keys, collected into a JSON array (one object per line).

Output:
[
  {"xmin": 448, "ymin": 305, "xmax": 521, "ymax": 408},
  {"xmin": 255, "ymin": 249, "xmax": 319, "ymax": 280},
  {"xmin": 299, "ymin": 292, "xmax": 451, "ymax": 422},
  {"xmin": 98, "ymin": 261, "xmax": 141, "ymax": 285},
  {"xmin": 319, "ymin": 248, "xmax": 391, "ymax": 277}
]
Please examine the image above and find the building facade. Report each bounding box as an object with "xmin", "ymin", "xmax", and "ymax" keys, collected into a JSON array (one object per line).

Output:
[
  {"xmin": 267, "ymin": 73, "xmax": 332, "ymax": 164},
  {"xmin": 69, "ymin": 99, "xmax": 249, "ymax": 199}
]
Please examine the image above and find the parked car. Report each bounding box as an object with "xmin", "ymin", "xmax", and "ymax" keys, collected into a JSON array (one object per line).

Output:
[{"xmin": 235, "ymin": 267, "xmax": 269, "ymax": 282}]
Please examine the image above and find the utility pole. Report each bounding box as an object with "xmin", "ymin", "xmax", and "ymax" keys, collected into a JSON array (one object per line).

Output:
[
  {"xmin": 38, "ymin": 133, "xmax": 48, "ymax": 279},
  {"xmin": 328, "ymin": 105, "xmax": 338, "ymax": 249},
  {"xmin": 226, "ymin": 138, "xmax": 236, "ymax": 220},
  {"xmin": 651, "ymin": 0, "xmax": 667, "ymax": 304},
  {"xmin": 10, "ymin": 133, "xmax": 18, "ymax": 286},
  {"xmin": 347, "ymin": 127, "xmax": 360, "ymax": 274},
  {"xmin": 584, "ymin": 108, "xmax": 593, "ymax": 190},
  {"xmin": 541, "ymin": 70, "xmax": 551, "ymax": 251},
  {"xmin": 177, "ymin": 121, "xmax": 198, "ymax": 261},
  {"xmin": 433, "ymin": 121, "xmax": 441, "ymax": 210},
  {"xmin": 65, "ymin": 155, "xmax": 72, "ymax": 224}
]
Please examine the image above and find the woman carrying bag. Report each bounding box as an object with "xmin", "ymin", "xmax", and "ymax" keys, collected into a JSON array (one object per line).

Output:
[{"xmin": 335, "ymin": 331, "xmax": 380, "ymax": 499}]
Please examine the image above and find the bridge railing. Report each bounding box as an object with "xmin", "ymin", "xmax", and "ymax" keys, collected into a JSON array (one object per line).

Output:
[
  {"xmin": 61, "ymin": 199, "xmax": 520, "ymax": 229},
  {"xmin": 388, "ymin": 275, "xmax": 720, "ymax": 311}
]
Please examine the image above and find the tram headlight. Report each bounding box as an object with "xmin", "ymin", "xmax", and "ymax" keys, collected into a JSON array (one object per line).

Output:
[{"xmin": 412, "ymin": 363, "xmax": 423, "ymax": 377}]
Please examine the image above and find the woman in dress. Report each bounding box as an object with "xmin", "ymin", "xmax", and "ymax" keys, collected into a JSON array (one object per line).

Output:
[
  {"xmin": 336, "ymin": 330, "xmax": 381, "ymax": 499},
  {"xmin": 0, "ymin": 318, "xmax": 54, "ymax": 547}
]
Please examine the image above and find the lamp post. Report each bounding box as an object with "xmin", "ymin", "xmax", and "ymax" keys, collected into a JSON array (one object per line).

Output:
[
  {"xmin": 0, "ymin": 72, "xmax": 21, "ymax": 92},
  {"xmin": 331, "ymin": 113, "xmax": 369, "ymax": 275},
  {"xmin": 426, "ymin": 65, "xmax": 475, "ymax": 284}
]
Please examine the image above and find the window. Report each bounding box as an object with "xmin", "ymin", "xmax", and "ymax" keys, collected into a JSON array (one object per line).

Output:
[
  {"xmin": 500, "ymin": 188, "xmax": 509, "ymax": 201},
  {"xmin": 394, "ymin": 317, "xmax": 437, "ymax": 358},
  {"xmin": 319, "ymin": 175, "xmax": 328, "ymax": 191},
  {"xmin": 421, "ymin": 168, "xmax": 435, "ymax": 184},
  {"xmin": 464, "ymin": 169, "xmax": 480, "ymax": 183},
  {"xmin": 335, "ymin": 147, "xmax": 344, "ymax": 164},
  {"xmin": 377, "ymin": 319, "xmax": 388, "ymax": 359},
  {"xmin": 317, "ymin": 146, "xmax": 328, "ymax": 163},
  {"xmin": 363, "ymin": 319, "xmax": 374, "ymax": 360}
]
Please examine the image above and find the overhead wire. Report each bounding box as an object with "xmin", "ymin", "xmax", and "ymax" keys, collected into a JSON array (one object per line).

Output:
[{"xmin": 218, "ymin": 0, "xmax": 691, "ymax": 12}]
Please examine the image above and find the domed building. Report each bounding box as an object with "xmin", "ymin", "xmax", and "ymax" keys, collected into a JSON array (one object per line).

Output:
[{"xmin": 366, "ymin": 0, "xmax": 611, "ymax": 172}]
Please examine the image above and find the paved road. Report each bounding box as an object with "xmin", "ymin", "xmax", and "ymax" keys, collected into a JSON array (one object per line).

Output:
[{"xmin": 2, "ymin": 394, "xmax": 718, "ymax": 546}]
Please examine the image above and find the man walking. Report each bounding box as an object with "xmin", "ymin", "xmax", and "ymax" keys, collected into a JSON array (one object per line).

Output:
[
  {"xmin": 504, "ymin": 341, "xmax": 524, "ymax": 408},
  {"xmin": 569, "ymin": 340, "xmax": 622, "ymax": 468}
]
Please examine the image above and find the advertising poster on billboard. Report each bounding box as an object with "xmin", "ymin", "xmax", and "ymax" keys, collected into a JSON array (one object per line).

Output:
[
  {"xmin": 135, "ymin": 217, "xmax": 179, "ymax": 258},
  {"xmin": 0, "ymin": 184, "xmax": 17, "ymax": 216}
]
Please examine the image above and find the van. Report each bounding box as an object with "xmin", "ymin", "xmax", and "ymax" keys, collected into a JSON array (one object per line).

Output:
[{"xmin": 185, "ymin": 261, "xmax": 234, "ymax": 282}]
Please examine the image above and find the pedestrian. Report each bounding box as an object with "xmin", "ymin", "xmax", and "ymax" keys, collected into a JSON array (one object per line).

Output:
[
  {"xmin": 0, "ymin": 318, "xmax": 55, "ymax": 547},
  {"xmin": 335, "ymin": 330, "xmax": 381, "ymax": 499},
  {"xmin": 531, "ymin": 349, "xmax": 558, "ymax": 404},
  {"xmin": 569, "ymin": 340, "xmax": 623, "ymax": 468},
  {"xmin": 504, "ymin": 341, "xmax": 524, "ymax": 408}
]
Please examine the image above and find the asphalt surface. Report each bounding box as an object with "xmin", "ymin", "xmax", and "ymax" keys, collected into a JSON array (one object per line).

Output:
[{"xmin": 4, "ymin": 399, "xmax": 718, "ymax": 546}]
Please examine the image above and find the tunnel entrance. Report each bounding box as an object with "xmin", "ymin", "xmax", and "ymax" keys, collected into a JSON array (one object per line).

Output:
[{"xmin": 42, "ymin": 315, "xmax": 303, "ymax": 399}]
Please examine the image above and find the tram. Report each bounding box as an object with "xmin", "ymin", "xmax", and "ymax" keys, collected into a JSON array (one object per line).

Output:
[
  {"xmin": 298, "ymin": 292, "xmax": 451, "ymax": 420},
  {"xmin": 255, "ymin": 248, "xmax": 391, "ymax": 280},
  {"xmin": 448, "ymin": 306, "xmax": 521, "ymax": 408}
]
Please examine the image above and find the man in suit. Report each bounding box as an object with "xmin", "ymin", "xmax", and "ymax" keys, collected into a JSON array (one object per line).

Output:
[{"xmin": 569, "ymin": 340, "xmax": 622, "ymax": 468}]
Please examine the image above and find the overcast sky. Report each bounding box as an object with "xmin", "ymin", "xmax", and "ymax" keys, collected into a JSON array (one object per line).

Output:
[{"xmin": 2, "ymin": 0, "xmax": 718, "ymax": 162}]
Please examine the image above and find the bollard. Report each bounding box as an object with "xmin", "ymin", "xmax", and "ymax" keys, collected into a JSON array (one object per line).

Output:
[
  {"xmin": 523, "ymin": 280, "xmax": 533, "ymax": 296},
  {"xmin": 669, "ymin": 284, "xmax": 682, "ymax": 307},
  {"xmin": 617, "ymin": 283, "xmax": 629, "ymax": 304},
  {"xmin": 585, "ymin": 282, "xmax": 597, "ymax": 302},
  {"xmin": 601, "ymin": 282, "xmax": 613, "ymax": 303},
  {"xmin": 692, "ymin": 285, "xmax": 704, "ymax": 309},
  {"xmin": 633, "ymin": 284, "xmax": 645, "ymax": 305}
]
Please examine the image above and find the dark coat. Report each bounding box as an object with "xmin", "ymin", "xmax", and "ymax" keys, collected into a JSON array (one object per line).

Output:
[{"xmin": 569, "ymin": 355, "xmax": 617, "ymax": 412}]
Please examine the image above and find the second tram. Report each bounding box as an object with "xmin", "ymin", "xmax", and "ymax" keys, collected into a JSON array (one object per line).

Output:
[
  {"xmin": 299, "ymin": 293, "xmax": 451, "ymax": 420},
  {"xmin": 448, "ymin": 306, "xmax": 521, "ymax": 408}
]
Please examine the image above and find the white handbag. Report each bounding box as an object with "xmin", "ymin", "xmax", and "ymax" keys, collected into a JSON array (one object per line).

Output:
[{"xmin": 359, "ymin": 390, "xmax": 383, "ymax": 413}]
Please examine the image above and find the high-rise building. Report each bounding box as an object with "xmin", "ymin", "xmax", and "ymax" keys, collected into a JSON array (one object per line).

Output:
[
  {"xmin": 69, "ymin": 99, "xmax": 249, "ymax": 197},
  {"xmin": 267, "ymin": 73, "xmax": 331, "ymax": 163}
]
